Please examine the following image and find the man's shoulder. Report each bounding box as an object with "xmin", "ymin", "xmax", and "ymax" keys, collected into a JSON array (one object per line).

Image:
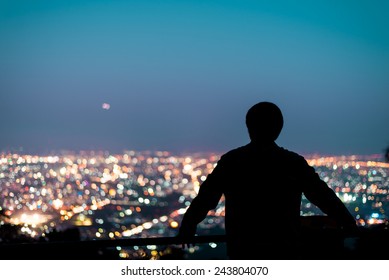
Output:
[
  {"xmin": 220, "ymin": 145, "xmax": 249, "ymax": 159},
  {"xmin": 211, "ymin": 146, "xmax": 246, "ymax": 166},
  {"xmin": 277, "ymin": 146, "xmax": 305, "ymax": 160},
  {"xmin": 276, "ymin": 146, "xmax": 311, "ymax": 168}
]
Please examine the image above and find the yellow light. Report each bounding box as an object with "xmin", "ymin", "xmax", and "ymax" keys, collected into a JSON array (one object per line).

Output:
[
  {"xmin": 119, "ymin": 252, "xmax": 129, "ymax": 259},
  {"xmin": 151, "ymin": 250, "xmax": 158, "ymax": 256},
  {"xmin": 170, "ymin": 221, "xmax": 179, "ymax": 228}
]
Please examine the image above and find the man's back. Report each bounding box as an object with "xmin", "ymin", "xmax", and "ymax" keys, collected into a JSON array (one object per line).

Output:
[
  {"xmin": 197, "ymin": 142, "xmax": 323, "ymax": 258},
  {"xmin": 220, "ymin": 142, "xmax": 305, "ymax": 240}
]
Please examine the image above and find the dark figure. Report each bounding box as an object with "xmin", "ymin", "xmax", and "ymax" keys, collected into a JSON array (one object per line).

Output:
[{"xmin": 178, "ymin": 101, "xmax": 358, "ymax": 259}]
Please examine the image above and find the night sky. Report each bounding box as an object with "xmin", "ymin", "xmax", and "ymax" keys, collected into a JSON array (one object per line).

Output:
[{"xmin": 1, "ymin": 0, "xmax": 388, "ymax": 155}]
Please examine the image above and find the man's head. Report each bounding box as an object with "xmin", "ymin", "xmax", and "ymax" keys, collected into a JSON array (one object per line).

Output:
[{"xmin": 246, "ymin": 101, "xmax": 283, "ymax": 142}]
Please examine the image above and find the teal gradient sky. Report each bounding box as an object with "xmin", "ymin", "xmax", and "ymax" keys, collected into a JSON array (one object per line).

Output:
[{"xmin": 1, "ymin": 0, "xmax": 388, "ymax": 155}]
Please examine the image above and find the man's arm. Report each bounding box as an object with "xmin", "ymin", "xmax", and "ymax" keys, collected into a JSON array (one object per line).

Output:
[
  {"xmin": 178, "ymin": 157, "xmax": 225, "ymax": 237},
  {"xmin": 299, "ymin": 158, "xmax": 358, "ymax": 232}
]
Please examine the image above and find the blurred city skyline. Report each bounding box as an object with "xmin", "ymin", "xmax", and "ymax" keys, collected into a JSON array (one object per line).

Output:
[
  {"xmin": 1, "ymin": 151, "xmax": 387, "ymax": 242},
  {"xmin": 1, "ymin": 0, "xmax": 388, "ymax": 155}
]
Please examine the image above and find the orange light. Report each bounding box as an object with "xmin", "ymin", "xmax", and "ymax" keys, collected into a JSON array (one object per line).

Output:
[{"xmin": 170, "ymin": 221, "xmax": 179, "ymax": 228}]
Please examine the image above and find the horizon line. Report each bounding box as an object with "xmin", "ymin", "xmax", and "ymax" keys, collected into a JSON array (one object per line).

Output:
[{"xmin": 0, "ymin": 148, "xmax": 386, "ymax": 159}]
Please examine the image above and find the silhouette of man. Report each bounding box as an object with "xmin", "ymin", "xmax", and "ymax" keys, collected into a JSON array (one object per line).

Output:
[{"xmin": 178, "ymin": 101, "xmax": 358, "ymax": 259}]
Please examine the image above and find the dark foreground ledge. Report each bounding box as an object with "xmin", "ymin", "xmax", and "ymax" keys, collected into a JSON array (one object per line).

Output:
[
  {"xmin": 0, "ymin": 217, "xmax": 388, "ymax": 260},
  {"xmin": 0, "ymin": 229, "xmax": 388, "ymax": 260},
  {"xmin": 0, "ymin": 235, "xmax": 227, "ymax": 260}
]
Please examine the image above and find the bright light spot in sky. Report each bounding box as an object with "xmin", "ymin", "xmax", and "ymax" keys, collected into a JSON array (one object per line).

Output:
[{"xmin": 102, "ymin": 103, "xmax": 111, "ymax": 110}]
